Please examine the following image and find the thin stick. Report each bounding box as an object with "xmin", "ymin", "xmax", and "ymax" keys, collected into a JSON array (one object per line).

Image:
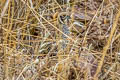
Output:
[{"xmin": 94, "ymin": 7, "xmax": 120, "ymax": 79}]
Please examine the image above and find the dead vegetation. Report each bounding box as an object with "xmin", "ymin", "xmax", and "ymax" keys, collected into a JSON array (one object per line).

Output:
[{"xmin": 0, "ymin": 0, "xmax": 120, "ymax": 80}]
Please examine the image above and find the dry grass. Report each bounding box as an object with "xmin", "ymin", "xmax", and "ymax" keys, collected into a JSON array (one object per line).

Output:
[{"xmin": 0, "ymin": 0, "xmax": 120, "ymax": 80}]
